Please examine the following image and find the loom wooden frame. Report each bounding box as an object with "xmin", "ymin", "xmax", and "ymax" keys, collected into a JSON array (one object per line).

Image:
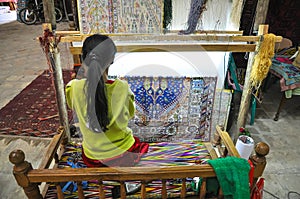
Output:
[
  {"xmin": 58, "ymin": 31, "xmax": 282, "ymax": 54},
  {"xmin": 10, "ymin": 30, "xmax": 274, "ymax": 199}
]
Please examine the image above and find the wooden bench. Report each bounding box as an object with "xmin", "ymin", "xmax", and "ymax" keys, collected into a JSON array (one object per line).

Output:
[{"xmin": 9, "ymin": 125, "xmax": 269, "ymax": 199}]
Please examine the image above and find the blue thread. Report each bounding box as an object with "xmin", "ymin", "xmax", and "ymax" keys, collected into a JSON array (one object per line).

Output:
[{"xmin": 61, "ymin": 157, "xmax": 88, "ymax": 193}]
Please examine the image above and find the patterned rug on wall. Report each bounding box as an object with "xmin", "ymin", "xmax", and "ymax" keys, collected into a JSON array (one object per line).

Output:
[
  {"xmin": 0, "ymin": 70, "xmax": 73, "ymax": 137},
  {"xmin": 122, "ymin": 76, "xmax": 217, "ymax": 142},
  {"xmin": 77, "ymin": 0, "xmax": 163, "ymax": 34},
  {"xmin": 45, "ymin": 140, "xmax": 211, "ymax": 199}
]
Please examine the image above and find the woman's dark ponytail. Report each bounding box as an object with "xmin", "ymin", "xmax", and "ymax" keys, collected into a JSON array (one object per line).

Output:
[{"xmin": 82, "ymin": 34, "xmax": 114, "ymax": 132}]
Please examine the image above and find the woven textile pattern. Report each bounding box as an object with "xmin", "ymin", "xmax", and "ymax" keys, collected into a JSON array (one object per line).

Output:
[
  {"xmin": 112, "ymin": 0, "xmax": 163, "ymax": 33},
  {"xmin": 78, "ymin": 0, "xmax": 112, "ymax": 33},
  {"xmin": 78, "ymin": 0, "xmax": 163, "ymax": 34},
  {"xmin": 122, "ymin": 76, "xmax": 217, "ymax": 142},
  {"xmin": 45, "ymin": 141, "xmax": 209, "ymax": 199},
  {"xmin": 211, "ymin": 89, "xmax": 232, "ymax": 135},
  {"xmin": 271, "ymin": 56, "xmax": 300, "ymax": 86}
]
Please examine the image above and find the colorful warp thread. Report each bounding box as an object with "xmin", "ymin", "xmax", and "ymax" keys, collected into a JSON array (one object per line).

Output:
[
  {"xmin": 137, "ymin": 140, "xmax": 210, "ymax": 167},
  {"xmin": 45, "ymin": 141, "xmax": 210, "ymax": 199},
  {"xmin": 122, "ymin": 76, "xmax": 217, "ymax": 142},
  {"xmin": 77, "ymin": 0, "xmax": 163, "ymax": 34}
]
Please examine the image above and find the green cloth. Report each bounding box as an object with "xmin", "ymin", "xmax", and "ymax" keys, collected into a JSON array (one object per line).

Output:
[
  {"xmin": 65, "ymin": 78, "xmax": 135, "ymax": 160},
  {"xmin": 208, "ymin": 157, "xmax": 250, "ymax": 199}
]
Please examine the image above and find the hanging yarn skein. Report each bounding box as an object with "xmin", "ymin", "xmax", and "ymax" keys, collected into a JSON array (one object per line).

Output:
[
  {"xmin": 250, "ymin": 33, "xmax": 276, "ymax": 90},
  {"xmin": 179, "ymin": 0, "xmax": 208, "ymax": 35}
]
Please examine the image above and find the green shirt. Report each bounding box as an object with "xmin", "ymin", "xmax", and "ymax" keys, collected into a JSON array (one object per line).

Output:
[{"xmin": 66, "ymin": 78, "xmax": 135, "ymax": 160}]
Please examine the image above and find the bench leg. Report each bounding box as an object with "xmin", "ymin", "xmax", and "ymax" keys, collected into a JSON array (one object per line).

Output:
[{"xmin": 274, "ymin": 92, "xmax": 286, "ymax": 121}]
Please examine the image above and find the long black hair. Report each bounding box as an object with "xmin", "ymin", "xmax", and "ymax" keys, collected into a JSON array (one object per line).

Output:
[{"xmin": 82, "ymin": 34, "xmax": 116, "ymax": 132}]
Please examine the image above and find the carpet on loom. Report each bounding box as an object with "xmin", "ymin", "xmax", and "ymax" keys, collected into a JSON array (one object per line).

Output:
[
  {"xmin": 45, "ymin": 140, "xmax": 211, "ymax": 199},
  {"xmin": 0, "ymin": 70, "xmax": 73, "ymax": 137},
  {"xmin": 123, "ymin": 76, "xmax": 217, "ymax": 142},
  {"xmin": 77, "ymin": 0, "xmax": 163, "ymax": 34}
]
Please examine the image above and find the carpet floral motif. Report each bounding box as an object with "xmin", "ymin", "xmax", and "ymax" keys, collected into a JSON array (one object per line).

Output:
[
  {"xmin": 122, "ymin": 76, "xmax": 217, "ymax": 142},
  {"xmin": 77, "ymin": 0, "xmax": 163, "ymax": 34}
]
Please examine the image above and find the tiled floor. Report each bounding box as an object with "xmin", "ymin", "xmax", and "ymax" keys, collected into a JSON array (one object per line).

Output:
[
  {"xmin": 0, "ymin": 19, "xmax": 73, "ymax": 199},
  {"xmin": 242, "ymin": 82, "xmax": 300, "ymax": 199},
  {"xmin": 0, "ymin": 19, "xmax": 299, "ymax": 199},
  {"xmin": 228, "ymin": 77, "xmax": 300, "ymax": 199}
]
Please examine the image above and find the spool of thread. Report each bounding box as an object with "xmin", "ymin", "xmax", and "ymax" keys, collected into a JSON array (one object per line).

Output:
[{"xmin": 235, "ymin": 135, "xmax": 254, "ymax": 160}]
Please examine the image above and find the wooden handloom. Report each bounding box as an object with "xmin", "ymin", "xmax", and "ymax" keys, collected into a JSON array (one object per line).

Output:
[
  {"xmin": 60, "ymin": 26, "xmax": 282, "ymax": 132},
  {"xmin": 9, "ymin": 28, "xmax": 279, "ymax": 199}
]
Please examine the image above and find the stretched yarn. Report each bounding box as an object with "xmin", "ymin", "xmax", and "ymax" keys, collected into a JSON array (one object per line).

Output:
[{"xmin": 250, "ymin": 33, "xmax": 276, "ymax": 90}]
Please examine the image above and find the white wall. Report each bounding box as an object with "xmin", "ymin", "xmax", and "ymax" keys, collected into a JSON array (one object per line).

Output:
[{"xmin": 110, "ymin": 51, "xmax": 229, "ymax": 89}]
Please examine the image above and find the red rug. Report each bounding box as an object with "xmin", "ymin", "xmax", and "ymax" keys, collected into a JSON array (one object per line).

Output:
[{"xmin": 0, "ymin": 70, "xmax": 73, "ymax": 137}]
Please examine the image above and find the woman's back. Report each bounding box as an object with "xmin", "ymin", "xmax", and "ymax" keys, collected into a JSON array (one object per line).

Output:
[
  {"xmin": 65, "ymin": 34, "xmax": 149, "ymax": 168},
  {"xmin": 66, "ymin": 78, "xmax": 136, "ymax": 160}
]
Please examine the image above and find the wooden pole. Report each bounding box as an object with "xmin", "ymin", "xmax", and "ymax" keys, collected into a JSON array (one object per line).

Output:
[
  {"xmin": 253, "ymin": 0, "xmax": 270, "ymax": 32},
  {"xmin": 70, "ymin": 0, "xmax": 78, "ymax": 30},
  {"xmin": 52, "ymin": 46, "xmax": 71, "ymax": 141},
  {"xmin": 42, "ymin": 24, "xmax": 71, "ymax": 141},
  {"xmin": 42, "ymin": 0, "xmax": 56, "ymax": 30},
  {"xmin": 236, "ymin": 24, "xmax": 269, "ymax": 140}
]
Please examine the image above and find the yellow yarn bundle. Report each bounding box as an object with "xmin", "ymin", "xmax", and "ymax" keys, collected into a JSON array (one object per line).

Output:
[{"xmin": 250, "ymin": 33, "xmax": 276, "ymax": 89}]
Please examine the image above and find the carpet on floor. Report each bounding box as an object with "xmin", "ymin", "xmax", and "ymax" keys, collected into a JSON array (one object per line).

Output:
[{"xmin": 0, "ymin": 70, "xmax": 73, "ymax": 137}]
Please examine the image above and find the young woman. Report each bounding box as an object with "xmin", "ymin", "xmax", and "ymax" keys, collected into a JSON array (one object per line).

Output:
[{"xmin": 65, "ymin": 34, "xmax": 149, "ymax": 168}]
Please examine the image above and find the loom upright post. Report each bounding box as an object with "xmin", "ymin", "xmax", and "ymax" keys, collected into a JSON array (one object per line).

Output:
[
  {"xmin": 52, "ymin": 47, "xmax": 71, "ymax": 141},
  {"xmin": 236, "ymin": 25, "xmax": 268, "ymax": 140},
  {"xmin": 42, "ymin": 0, "xmax": 56, "ymax": 30},
  {"xmin": 41, "ymin": 23, "xmax": 71, "ymax": 141}
]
